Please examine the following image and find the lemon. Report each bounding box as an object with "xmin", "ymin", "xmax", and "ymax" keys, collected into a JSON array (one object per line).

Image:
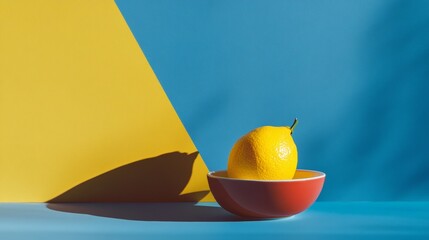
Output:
[{"xmin": 227, "ymin": 119, "xmax": 298, "ymax": 180}]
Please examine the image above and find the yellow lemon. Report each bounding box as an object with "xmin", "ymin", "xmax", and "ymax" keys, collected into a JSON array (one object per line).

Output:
[{"xmin": 227, "ymin": 119, "xmax": 298, "ymax": 180}]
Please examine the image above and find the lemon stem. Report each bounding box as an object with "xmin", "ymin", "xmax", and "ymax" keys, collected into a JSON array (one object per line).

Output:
[{"xmin": 290, "ymin": 118, "xmax": 298, "ymax": 134}]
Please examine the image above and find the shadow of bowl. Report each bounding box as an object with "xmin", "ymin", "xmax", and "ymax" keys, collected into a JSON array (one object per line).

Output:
[{"xmin": 46, "ymin": 202, "xmax": 253, "ymax": 222}]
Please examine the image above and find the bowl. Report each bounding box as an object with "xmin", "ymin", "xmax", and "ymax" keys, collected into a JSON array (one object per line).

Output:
[{"xmin": 207, "ymin": 169, "xmax": 325, "ymax": 219}]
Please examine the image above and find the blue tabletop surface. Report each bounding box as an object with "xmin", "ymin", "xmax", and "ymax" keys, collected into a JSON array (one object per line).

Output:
[{"xmin": 1, "ymin": 202, "xmax": 428, "ymax": 240}]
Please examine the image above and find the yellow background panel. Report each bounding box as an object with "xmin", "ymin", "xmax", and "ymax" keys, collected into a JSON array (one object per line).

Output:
[{"xmin": 0, "ymin": 0, "xmax": 213, "ymax": 202}]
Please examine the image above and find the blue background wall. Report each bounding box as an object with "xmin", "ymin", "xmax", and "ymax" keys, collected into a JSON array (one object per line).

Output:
[{"xmin": 115, "ymin": 0, "xmax": 429, "ymax": 201}]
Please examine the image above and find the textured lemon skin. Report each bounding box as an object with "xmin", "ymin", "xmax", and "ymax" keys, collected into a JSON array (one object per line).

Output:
[{"xmin": 227, "ymin": 126, "xmax": 298, "ymax": 180}]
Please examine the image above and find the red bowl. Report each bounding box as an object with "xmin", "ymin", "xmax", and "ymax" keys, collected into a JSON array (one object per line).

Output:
[{"xmin": 207, "ymin": 169, "xmax": 325, "ymax": 219}]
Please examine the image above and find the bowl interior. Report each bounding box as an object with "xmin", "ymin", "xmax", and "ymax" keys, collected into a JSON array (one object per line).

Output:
[{"xmin": 208, "ymin": 169, "xmax": 325, "ymax": 182}]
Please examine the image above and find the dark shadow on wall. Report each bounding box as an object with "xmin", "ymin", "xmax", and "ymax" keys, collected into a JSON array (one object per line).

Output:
[
  {"xmin": 46, "ymin": 203, "xmax": 250, "ymax": 222},
  {"xmin": 48, "ymin": 151, "xmax": 208, "ymax": 202},
  {"xmin": 46, "ymin": 151, "xmax": 255, "ymax": 221}
]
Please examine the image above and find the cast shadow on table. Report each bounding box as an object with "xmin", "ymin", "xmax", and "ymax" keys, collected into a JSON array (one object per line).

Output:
[
  {"xmin": 48, "ymin": 151, "xmax": 205, "ymax": 202},
  {"xmin": 46, "ymin": 151, "xmax": 245, "ymax": 221},
  {"xmin": 46, "ymin": 203, "xmax": 247, "ymax": 222}
]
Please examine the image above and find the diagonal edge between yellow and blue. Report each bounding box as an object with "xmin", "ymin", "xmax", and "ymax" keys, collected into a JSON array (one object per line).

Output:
[{"xmin": 0, "ymin": 0, "xmax": 214, "ymax": 202}]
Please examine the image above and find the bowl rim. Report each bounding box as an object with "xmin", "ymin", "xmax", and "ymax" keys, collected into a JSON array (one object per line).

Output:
[{"xmin": 208, "ymin": 169, "xmax": 326, "ymax": 182}]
